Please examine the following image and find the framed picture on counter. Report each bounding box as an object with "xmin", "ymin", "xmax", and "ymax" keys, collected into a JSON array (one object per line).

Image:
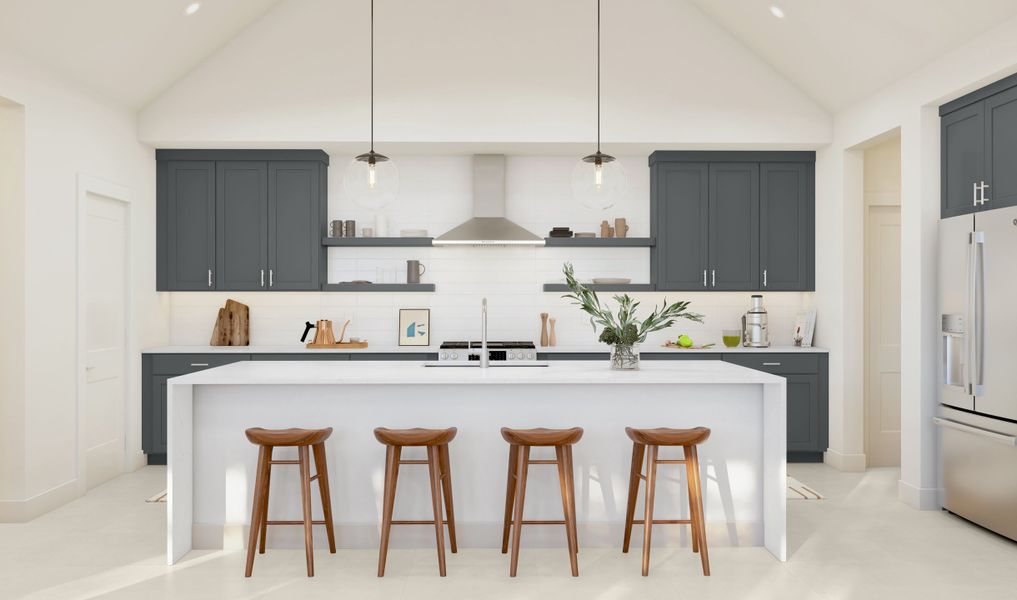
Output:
[{"xmin": 399, "ymin": 308, "xmax": 430, "ymax": 346}]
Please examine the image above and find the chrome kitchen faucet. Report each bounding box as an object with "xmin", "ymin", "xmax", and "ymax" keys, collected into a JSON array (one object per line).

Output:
[{"xmin": 480, "ymin": 298, "xmax": 489, "ymax": 368}]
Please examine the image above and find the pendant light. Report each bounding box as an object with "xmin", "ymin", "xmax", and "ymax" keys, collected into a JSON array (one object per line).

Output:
[
  {"xmin": 572, "ymin": 0, "xmax": 626, "ymax": 210},
  {"xmin": 345, "ymin": 0, "xmax": 398, "ymax": 210}
]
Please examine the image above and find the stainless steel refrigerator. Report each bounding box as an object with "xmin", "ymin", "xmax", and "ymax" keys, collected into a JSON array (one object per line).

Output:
[{"xmin": 937, "ymin": 204, "xmax": 1017, "ymax": 541}]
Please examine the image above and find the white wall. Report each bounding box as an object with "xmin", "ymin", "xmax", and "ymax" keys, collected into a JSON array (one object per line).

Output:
[
  {"xmin": 816, "ymin": 13, "xmax": 1017, "ymax": 505},
  {"xmin": 139, "ymin": 0, "xmax": 830, "ymax": 149},
  {"xmin": 0, "ymin": 51, "xmax": 168, "ymax": 520},
  {"xmin": 167, "ymin": 155, "xmax": 812, "ymax": 348}
]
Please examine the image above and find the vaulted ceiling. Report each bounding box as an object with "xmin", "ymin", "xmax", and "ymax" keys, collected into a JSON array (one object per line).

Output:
[{"xmin": 2, "ymin": 0, "xmax": 1016, "ymax": 113}]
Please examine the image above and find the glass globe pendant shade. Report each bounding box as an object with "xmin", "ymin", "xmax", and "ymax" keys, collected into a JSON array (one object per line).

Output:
[
  {"xmin": 572, "ymin": 151, "xmax": 626, "ymax": 210},
  {"xmin": 344, "ymin": 151, "xmax": 399, "ymax": 210}
]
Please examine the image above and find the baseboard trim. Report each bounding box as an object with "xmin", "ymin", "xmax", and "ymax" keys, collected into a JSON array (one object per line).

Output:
[
  {"xmin": 823, "ymin": 449, "xmax": 866, "ymax": 472},
  {"xmin": 898, "ymin": 480, "xmax": 941, "ymax": 510},
  {"xmin": 0, "ymin": 478, "xmax": 82, "ymax": 522}
]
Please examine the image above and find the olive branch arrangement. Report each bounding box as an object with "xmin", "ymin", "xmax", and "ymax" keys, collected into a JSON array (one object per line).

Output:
[{"xmin": 561, "ymin": 262, "xmax": 703, "ymax": 346}]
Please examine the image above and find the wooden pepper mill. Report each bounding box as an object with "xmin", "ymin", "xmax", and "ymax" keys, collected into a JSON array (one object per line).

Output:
[{"xmin": 540, "ymin": 313, "xmax": 549, "ymax": 347}]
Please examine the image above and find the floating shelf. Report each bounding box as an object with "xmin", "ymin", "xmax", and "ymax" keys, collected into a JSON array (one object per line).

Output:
[
  {"xmin": 322, "ymin": 283, "xmax": 436, "ymax": 292},
  {"xmin": 542, "ymin": 283, "xmax": 656, "ymax": 292},
  {"xmin": 322, "ymin": 237, "xmax": 433, "ymax": 247},
  {"xmin": 543, "ymin": 237, "xmax": 655, "ymax": 247}
]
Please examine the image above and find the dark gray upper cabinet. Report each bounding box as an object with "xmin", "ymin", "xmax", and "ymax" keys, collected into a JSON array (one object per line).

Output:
[
  {"xmin": 157, "ymin": 150, "xmax": 328, "ymax": 292},
  {"xmin": 217, "ymin": 161, "xmax": 268, "ymax": 291},
  {"xmin": 709, "ymin": 163, "xmax": 759, "ymax": 290},
  {"xmin": 653, "ymin": 163, "xmax": 709, "ymax": 290},
  {"xmin": 162, "ymin": 161, "xmax": 216, "ymax": 290},
  {"xmin": 760, "ymin": 162, "xmax": 814, "ymax": 290},
  {"xmin": 941, "ymin": 103, "xmax": 984, "ymax": 218},
  {"xmin": 984, "ymin": 86, "xmax": 1017, "ymax": 212},
  {"xmin": 268, "ymin": 161, "xmax": 322, "ymax": 291},
  {"xmin": 650, "ymin": 151, "xmax": 815, "ymax": 292}
]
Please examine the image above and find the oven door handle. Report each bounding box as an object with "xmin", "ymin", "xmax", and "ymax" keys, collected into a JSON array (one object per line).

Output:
[{"xmin": 934, "ymin": 417, "xmax": 1017, "ymax": 446}]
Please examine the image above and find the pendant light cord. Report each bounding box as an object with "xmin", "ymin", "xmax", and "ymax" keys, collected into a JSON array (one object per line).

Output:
[
  {"xmin": 370, "ymin": 0, "xmax": 375, "ymax": 153},
  {"xmin": 596, "ymin": 0, "xmax": 601, "ymax": 153}
]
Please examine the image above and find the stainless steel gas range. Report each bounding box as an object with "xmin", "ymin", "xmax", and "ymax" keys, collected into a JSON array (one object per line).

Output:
[{"xmin": 433, "ymin": 341, "xmax": 547, "ymax": 366}]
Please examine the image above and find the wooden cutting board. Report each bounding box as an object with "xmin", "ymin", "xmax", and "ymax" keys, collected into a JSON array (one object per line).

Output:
[
  {"xmin": 210, "ymin": 299, "xmax": 249, "ymax": 346},
  {"xmin": 662, "ymin": 341, "xmax": 716, "ymax": 350},
  {"xmin": 306, "ymin": 341, "xmax": 369, "ymax": 349}
]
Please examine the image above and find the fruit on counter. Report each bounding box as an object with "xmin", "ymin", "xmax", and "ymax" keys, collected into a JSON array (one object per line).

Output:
[{"xmin": 677, "ymin": 334, "xmax": 694, "ymax": 348}]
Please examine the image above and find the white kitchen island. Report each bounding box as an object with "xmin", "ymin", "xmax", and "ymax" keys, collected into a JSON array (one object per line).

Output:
[{"xmin": 166, "ymin": 360, "xmax": 787, "ymax": 565}]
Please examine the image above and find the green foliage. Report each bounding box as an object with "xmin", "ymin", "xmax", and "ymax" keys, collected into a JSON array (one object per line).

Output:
[{"xmin": 561, "ymin": 263, "xmax": 703, "ymax": 347}]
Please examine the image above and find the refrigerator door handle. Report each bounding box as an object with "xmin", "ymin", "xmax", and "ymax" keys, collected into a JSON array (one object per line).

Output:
[
  {"xmin": 972, "ymin": 231, "xmax": 986, "ymax": 395},
  {"xmin": 934, "ymin": 417, "xmax": 1017, "ymax": 446}
]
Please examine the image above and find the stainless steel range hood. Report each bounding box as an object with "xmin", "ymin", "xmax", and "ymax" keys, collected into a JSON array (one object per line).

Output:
[{"xmin": 432, "ymin": 155, "xmax": 544, "ymax": 246}]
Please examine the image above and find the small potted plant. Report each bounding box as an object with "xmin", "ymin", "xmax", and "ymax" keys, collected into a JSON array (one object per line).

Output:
[{"xmin": 562, "ymin": 263, "xmax": 703, "ymax": 370}]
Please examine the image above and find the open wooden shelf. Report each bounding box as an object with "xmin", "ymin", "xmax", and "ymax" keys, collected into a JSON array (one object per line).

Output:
[
  {"xmin": 322, "ymin": 283, "xmax": 436, "ymax": 292},
  {"xmin": 543, "ymin": 237, "xmax": 655, "ymax": 247},
  {"xmin": 322, "ymin": 237, "xmax": 433, "ymax": 247},
  {"xmin": 542, "ymin": 283, "xmax": 656, "ymax": 292}
]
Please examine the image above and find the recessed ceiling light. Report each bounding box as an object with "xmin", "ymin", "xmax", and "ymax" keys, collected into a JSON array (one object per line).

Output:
[
  {"xmin": 184, "ymin": 2, "xmax": 201, "ymax": 15},
  {"xmin": 769, "ymin": 5, "xmax": 785, "ymax": 19}
]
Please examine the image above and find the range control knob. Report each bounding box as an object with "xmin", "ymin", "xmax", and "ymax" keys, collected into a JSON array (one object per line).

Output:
[
  {"xmin": 508, "ymin": 352, "xmax": 516, "ymax": 360},
  {"xmin": 440, "ymin": 352, "xmax": 448, "ymax": 360},
  {"xmin": 527, "ymin": 352, "xmax": 535, "ymax": 360},
  {"xmin": 450, "ymin": 352, "xmax": 458, "ymax": 360}
]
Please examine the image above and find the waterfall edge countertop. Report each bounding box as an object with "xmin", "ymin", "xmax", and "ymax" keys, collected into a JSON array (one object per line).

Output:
[
  {"xmin": 166, "ymin": 360, "xmax": 788, "ymax": 566},
  {"xmin": 143, "ymin": 344, "xmax": 828, "ymax": 354}
]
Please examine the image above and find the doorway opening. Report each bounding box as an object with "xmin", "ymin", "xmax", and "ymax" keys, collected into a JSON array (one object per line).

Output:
[{"xmin": 862, "ymin": 133, "xmax": 902, "ymax": 468}]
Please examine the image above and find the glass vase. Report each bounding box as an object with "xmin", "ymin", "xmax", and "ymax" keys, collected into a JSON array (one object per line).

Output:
[{"xmin": 610, "ymin": 344, "xmax": 640, "ymax": 370}]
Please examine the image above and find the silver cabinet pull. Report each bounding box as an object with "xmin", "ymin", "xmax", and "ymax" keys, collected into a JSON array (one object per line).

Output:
[
  {"xmin": 762, "ymin": 362, "xmax": 781, "ymax": 366},
  {"xmin": 269, "ymin": 269, "xmax": 274, "ymax": 287},
  {"xmin": 973, "ymin": 181, "xmax": 979, "ymax": 206},
  {"xmin": 702, "ymin": 269, "xmax": 707, "ymax": 287},
  {"xmin": 711, "ymin": 269, "xmax": 716, "ymax": 287},
  {"xmin": 260, "ymin": 269, "xmax": 265, "ymax": 287},
  {"xmin": 207, "ymin": 269, "xmax": 213, "ymax": 287},
  {"xmin": 189, "ymin": 363, "xmax": 209, "ymax": 367},
  {"xmin": 981, "ymin": 181, "xmax": 990, "ymax": 205},
  {"xmin": 763, "ymin": 269, "xmax": 767, "ymax": 287}
]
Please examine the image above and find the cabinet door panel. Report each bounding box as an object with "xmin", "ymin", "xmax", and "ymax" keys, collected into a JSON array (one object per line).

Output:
[
  {"xmin": 166, "ymin": 161, "xmax": 215, "ymax": 290},
  {"xmin": 786, "ymin": 374, "xmax": 820, "ymax": 452},
  {"xmin": 655, "ymin": 163, "xmax": 709, "ymax": 290},
  {"xmin": 985, "ymin": 87, "xmax": 1017, "ymax": 211},
  {"xmin": 941, "ymin": 103, "xmax": 984, "ymax": 218},
  {"xmin": 709, "ymin": 163, "xmax": 759, "ymax": 290},
  {"xmin": 216, "ymin": 161, "xmax": 268, "ymax": 291},
  {"xmin": 760, "ymin": 163, "xmax": 811, "ymax": 290},
  {"xmin": 268, "ymin": 161, "xmax": 321, "ymax": 290}
]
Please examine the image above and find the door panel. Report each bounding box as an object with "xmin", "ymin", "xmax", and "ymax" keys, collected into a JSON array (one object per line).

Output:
[
  {"xmin": 786, "ymin": 374, "xmax": 820, "ymax": 452},
  {"xmin": 865, "ymin": 206, "xmax": 901, "ymax": 467},
  {"xmin": 985, "ymin": 87, "xmax": 1017, "ymax": 211},
  {"xmin": 709, "ymin": 163, "xmax": 759, "ymax": 290},
  {"xmin": 656, "ymin": 163, "xmax": 708, "ymax": 290},
  {"xmin": 268, "ymin": 161, "xmax": 320, "ymax": 290},
  {"xmin": 939, "ymin": 214, "xmax": 975, "ymax": 411},
  {"xmin": 760, "ymin": 163, "xmax": 808, "ymax": 290},
  {"xmin": 941, "ymin": 103, "xmax": 984, "ymax": 218},
  {"xmin": 216, "ymin": 161, "xmax": 267, "ymax": 291},
  {"xmin": 974, "ymin": 205, "xmax": 1017, "ymax": 421},
  {"xmin": 166, "ymin": 161, "xmax": 215, "ymax": 290}
]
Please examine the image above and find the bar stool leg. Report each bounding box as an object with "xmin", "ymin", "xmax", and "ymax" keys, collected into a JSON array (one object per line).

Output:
[
  {"xmin": 688, "ymin": 445, "xmax": 710, "ymax": 576},
  {"xmin": 377, "ymin": 445, "xmax": 401, "ymax": 577},
  {"xmin": 641, "ymin": 445, "xmax": 659, "ymax": 577},
  {"xmin": 312, "ymin": 443, "xmax": 337, "ymax": 553},
  {"xmin": 622, "ymin": 442, "xmax": 644, "ymax": 553},
  {"xmin": 509, "ymin": 446, "xmax": 530, "ymax": 577},
  {"xmin": 554, "ymin": 446, "xmax": 579, "ymax": 576},
  {"xmin": 437, "ymin": 444, "xmax": 458, "ymax": 553},
  {"xmin": 244, "ymin": 445, "xmax": 270, "ymax": 577},
  {"xmin": 426, "ymin": 446, "xmax": 448, "ymax": 576},
  {"xmin": 564, "ymin": 445, "xmax": 579, "ymax": 555},
  {"xmin": 258, "ymin": 446, "xmax": 273, "ymax": 554},
  {"xmin": 683, "ymin": 445, "xmax": 700, "ymax": 554},
  {"xmin": 297, "ymin": 445, "xmax": 315, "ymax": 577},
  {"xmin": 501, "ymin": 444, "xmax": 519, "ymax": 553}
]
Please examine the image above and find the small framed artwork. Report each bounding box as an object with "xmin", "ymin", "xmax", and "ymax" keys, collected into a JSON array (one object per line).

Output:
[{"xmin": 399, "ymin": 308, "xmax": 430, "ymax": 346}]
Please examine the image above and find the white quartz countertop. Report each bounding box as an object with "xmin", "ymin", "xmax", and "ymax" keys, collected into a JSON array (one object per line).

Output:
[
  {"xmin": 167, "ymin": 359, "xmax": 786, "ymax": 386},
  {"xmin": 143, "ymin": 344, "xmax": 827, "ymax": 354}
]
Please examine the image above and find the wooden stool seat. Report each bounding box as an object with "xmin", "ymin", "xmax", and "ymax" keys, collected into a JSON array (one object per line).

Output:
[
  {"xmin": 376, "ymin": 427, "xmax": 458, "ymax": 577},
  {"xmin": 500, "ymin": 426, "xmax": 584, "ymax": 446},
  {"xmin": 624, "ymin": 426, "xmax": 711, "ymax": 446},
  {"xmin": 501, "ymin": 426, "xmax": 583, "ymax": 577},
  {"xmin": 622, "ymin": 425, "xmax": 711, "ymax": 577},
  {"xmin": 245, "ymin": 427, "xmax": 333, "ymax": 446},
  {"xmin": 374, "ymin": 427, "xmax": 457, "ymax": 446},
  {"xmin": 244, "ymin": 427, "xmax": 336, "ymax": 578}
]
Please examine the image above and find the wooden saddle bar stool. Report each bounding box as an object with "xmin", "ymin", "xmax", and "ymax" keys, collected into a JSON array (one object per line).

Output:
[
  {"xmin": 622, "ymin": 426, "xmax": 711, "ymax": 576},
  {"xmin": 500, "ymin": 427, "xmax": 583, "ymax": 577},
  {"xmin": 375, "ymin": 427, "xmax": 458, "ymax": 577},
  {"xmin": 243, "ymin": 427, "xmax": 336, "ymax": 578}
]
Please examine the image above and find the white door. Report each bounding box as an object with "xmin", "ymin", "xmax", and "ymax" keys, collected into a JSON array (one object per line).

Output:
[
  {"xmin": 865, "ymin": 205, "xmax": 901, "ymax": 467},
  {"xmin": 83, "ymin": 192, "xmax": 128, "ymax": 488}
]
